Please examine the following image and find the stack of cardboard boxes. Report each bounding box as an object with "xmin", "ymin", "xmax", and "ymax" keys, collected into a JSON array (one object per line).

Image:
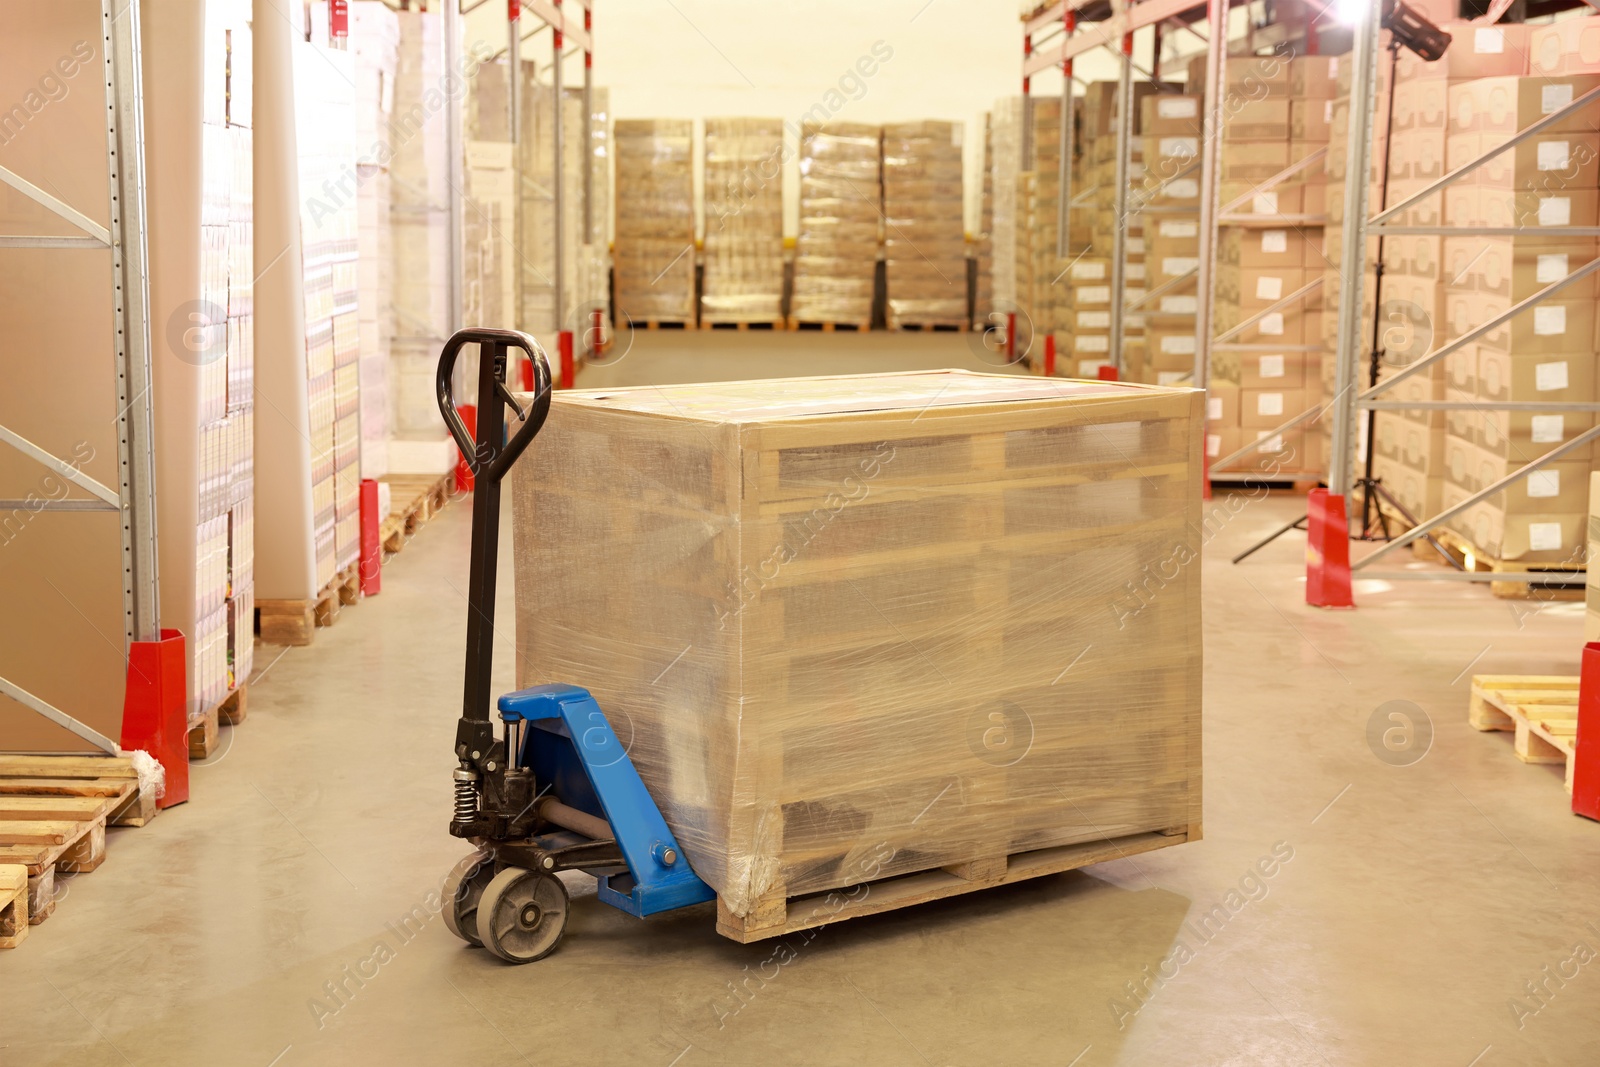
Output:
[
  {"xmin": 883, "ymin": 120, "xmax": 968, "ymax": 328},
  {"xmin": 791, "ymin": 122, "xmax": 882, "ymax": 328},
  {"xmin": 701, "ymin": 117, "xmax": 785, "ymax": 326},
  {"xmin": 1207, "ymin": 54, "xmax": 1332, "ymax": 476},
  {"xmin": 973, "ymin": 114, "xmax": 994, "ymax": 331},
  {"xmin": 613, "ymin": 118, "xmax": 696, "ymax": 325},
  {"xmin": 1140, "ymin": 92, "xmax": 1204, "ymax": 388}
]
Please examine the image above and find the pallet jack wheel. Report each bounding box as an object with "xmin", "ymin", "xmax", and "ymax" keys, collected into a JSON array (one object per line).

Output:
[
  {"xmin": 476, "ymin": 866, "xmax": 570, "ymax": 963},
  {"xmin": 442, "ymin": 849, "xmax": 495, "ymax": 947}
]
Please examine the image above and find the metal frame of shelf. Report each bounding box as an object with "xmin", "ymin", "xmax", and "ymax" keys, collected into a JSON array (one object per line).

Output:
[{"xmin": 0, "ymin": 0, "xmax": 158, "ymax": 752}]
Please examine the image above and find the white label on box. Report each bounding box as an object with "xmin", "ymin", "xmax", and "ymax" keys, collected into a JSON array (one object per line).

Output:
[
  {"xmin": 1538, "ymin": 197, "xmax": 1572, "ymax": 226},
  {"xmin": 1528, "ymin": 522, "xmax": 1562, "ymax": 551},
  {"xmin": 1261, "ymin": 230, "xmax": 1289, "ymax": 254},
  {"xmin": 1129, "ymin": 236, "xmax": 1147, "ymax": 254},
  {"xmin": 1324, "ymin": 99, "xmax": 1334, "ymax": 123},
  {"xmin": 1164, "ymin": 256, "xmax": 1200, "ymax": 276},
  {"xmin": 1537, "ymin": 141, "xmax": 1571, "ymax": 171},
  {"xmin": 1158, "ymin": 371, "xmax": 1188, "ymax": 385},
  {"xmin": 1169, "ymin": 178, "xmax": 1200, "ymax": 198},
  {"xmin": 1530, "ymin": 414, "xmax": 1565, "ymax": 443},
  {"xmin": 1160, "ymin": 136, "xmax": 1199, "ymax": 158},
  {"xmin": 1527, "ymin": 470, "xmax": 1561, "ymax": 498},
  {"xmin": 1161, "ymin": 294, "xmax": 1199, "ymax": 314},
  {"xmin": 1207, "ymin": 397, "xmax": 1223, "ymax": 421},
  {"xmin": 1078, "ymin": 311, "xmax": 1111, "ymax": 328},
  {"xmin": 1474, "ymin": 27, "xmax": 1505, "ymax": 54},
  {"xmin": 1258, "ymin": 354, "xmax": 1286, "ymax": 379},
  {"xmin": 1257, "ymin": 392, "xmax": 1285, "ymax": 417},
  {"xmin": 1534, "ymin": 304, "xmax": 1568, "ymax": 335},
  {"xmin": 1253, "ymin": 191, "xmax": 1279, "ymax": 215},
  {"xmin": 1206, "ymin": 432, "xmax": 1222, "ymax": 457},
  {"xmin": 1079, "ymin": 285, "xmax": 1110, "ymax": 304},
  {"xmin": 1078, "ymin": 359, "xmax": 1110, "ymax": 376},
  {"xmin": 1162, "ymin": 334, "xmax": 1197, "ymax": 355},
  {"xmin": 1159, "ymin": 219, "xmax": 1199, "ymax": 238},
  {"xmin": 1256, "ymin": 276, "xmax": 1284, "ymax": 301},
  {"xmin": 1536, "ymin": 360, "xmax": 1570, "ymax": 391},
  {"xmin": 1536, "ymin": 253, "xmax": 1569, "ymax": 283},
  {"xmin": 1543, "ymin": 83, "xmax": 1575, "ymax": 114},
  {"xmin": 1256, "ymin": 431, "xmax": 1285, "ymax": 453},
  {"xmin": 1077, "ymin": 335, "xmax": 1110, "ymax": 352},
  {"xmin": 1259, "ymin": 312, "xmax": 1285, "ymax": 335},
  {"xmin": 1072, "ymin": 261, "xmax": 1107, "ymax": 280},
  {"xmin": 1159, "ymin": 97, "xmax": 1198, "ymax": 119},
  {"xmin": 1127, "ymin": 263, "xmax": 1147, "ymax": 281}
]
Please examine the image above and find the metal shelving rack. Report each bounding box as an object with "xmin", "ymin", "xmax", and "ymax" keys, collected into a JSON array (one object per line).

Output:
[
  {"xmin": 1322, "ymin": 0, "xmax": 1600, "ymax": 586},
  {"xmin": 484, "ymin": 0, "xmax": 594, "ymax": 389},
  {"xmin": 0, "ymin": 0, "xmax": 159, "ymax": 752}
]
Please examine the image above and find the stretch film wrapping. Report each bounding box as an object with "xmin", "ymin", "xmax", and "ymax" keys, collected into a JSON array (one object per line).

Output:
[
  {"xmin": 791, "ymin": 122, "xmax": 882, "ymax": 325},
  {"xmin": 614, "ymin": 118, "xmax": 695, "ymax": 323},
  {"xmin": 883, "ymin": 121, "xmax": 967, "ymax": 328},
  {"xmin": 702, "ymin": 117, "xmax": 785, "ymax": 323},
  {"xmin": 510, "ymin": 370, "xmax": 1204, "ymax": 918}
]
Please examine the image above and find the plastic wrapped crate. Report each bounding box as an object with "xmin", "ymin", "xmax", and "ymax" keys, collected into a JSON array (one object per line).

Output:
[{"xmin": 511, "ymin": 370, "xmax": 1204, "ymax": 935}]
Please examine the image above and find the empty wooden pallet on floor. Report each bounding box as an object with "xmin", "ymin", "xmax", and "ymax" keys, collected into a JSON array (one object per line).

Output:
[{"xmin": 1469, "ymin": 675, "xmax": 1581, "ymax": 793}]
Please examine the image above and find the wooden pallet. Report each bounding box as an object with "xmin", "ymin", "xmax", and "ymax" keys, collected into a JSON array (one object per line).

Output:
[
  {"xmin": 0, "ymin": 864, "xmax": 25, "ymax": 948},
  {"xmin": 379, "ymin": 472, "xmax": 454, "ymax": 555},
  {"xmin": 0, "ymin": 754, "xmax": 152, "ymax": 944},
  {"xmin": 786, "ymin": 318, "xmax": 870, "ymax": 332},
  {"xmin": 716, "ymin": 828, "xmax": 1190, "ymax": 943},
  {"xmin": 187, "ymin": 684, "xmax": 248, "ymax": 759},
  {"xmin": 1416, "ymin": 528, "xmax": 1583, "ymax": 600},
  {"xmin": 637, "ymin": 318, "xmax": 691, "ymax": 330},
  {"xmin": 256, "ymin": 562, "xmax": 361, "ymax": 647},
  {"xmin": 699, "ymin": 319, "xmax": 785, "ymax": 331},
  {"xmin": 888, "ymin": 320, "xmax": 969, "ymax": 333},
  {"xmin": 1469, "ymin": 675, "xmax": 1581, "ymax": 793}
]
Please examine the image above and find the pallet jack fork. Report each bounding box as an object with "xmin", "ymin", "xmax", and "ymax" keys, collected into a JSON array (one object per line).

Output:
[{"xmin": 435, "ymin": 329, "xmax": 713, "ymax": 963}]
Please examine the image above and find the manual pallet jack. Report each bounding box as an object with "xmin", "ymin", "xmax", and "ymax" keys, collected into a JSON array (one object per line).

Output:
[{"xmin": 435, "ymin": 329, "xmax": 714, "ymax": 963}]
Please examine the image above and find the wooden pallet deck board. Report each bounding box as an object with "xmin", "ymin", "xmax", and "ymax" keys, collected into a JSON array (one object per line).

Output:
[
  {"xmin": 0, "ymin": 755, "xmax": 146, "ymax": 944},
  {"xmin": 187, "ymin": 684, "xmax": 247, "ymax": 759},
  {"xmin": 257, "ymin": 563, "xmax": 361, "ymax": 647},
  {"xmin": 379, "ymin": 472, "xmax": 454, "ymax": 555},
  {"xmin": 715, "ymin": 828, "xmax": 1187, "ymax": 943},
  {"xmin": 0, "ymin": 864, "xmax": 26, "ymax": 949},
  {"xmin": 786, "ymin": 318, "xmax": 870, "ymax": 332},
  {"xmin": 699, "ymin": 319, "xmax": 785, "ymax": 331},
  {"xmin": 888, "ymin": 320, "xmax": 969, "ymax": 332},
  {"xmin": 1420, "ymin": 528, "xmax": 1584, "ymax": 600},
  {"xmin": 1469, "ymin": 675, "xmax": 1582, "ymax": 793}
]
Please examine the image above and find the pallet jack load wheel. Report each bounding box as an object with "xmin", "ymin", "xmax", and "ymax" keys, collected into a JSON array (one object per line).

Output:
[
  {"xmin": 476, "ymin": 866, "xmax": 570, "ymax": 963},
  {"xmin": 443, "ymin": 849, "xmax": 495, "ymax": 947}
]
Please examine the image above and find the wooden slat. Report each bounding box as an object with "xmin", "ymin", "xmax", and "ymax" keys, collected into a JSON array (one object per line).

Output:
[
  {"xmin": 0, "ymin": 777, "xmax": 132, "ymax": 798},
  {"xmin": 0, "ymin": 863, "xmax": 28, "ymax": 949},
  {"xmin": 0, "ymin": 755, "xmax": 137, "ymax": 780},
  {"xmin": 0, "ymin": 797, "xmax": 111, "ymax": 821},
  {"xmin": 0, "ymin": 845, "xmax": 53, "ymax": 874},
  {"xmin": 0, "ymin": 820, "xmax": 83, "ymax": 846}
]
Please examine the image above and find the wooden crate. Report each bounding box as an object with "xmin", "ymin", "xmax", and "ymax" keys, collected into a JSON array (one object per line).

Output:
[
  {"xmin": 511, "ymin": 370, "xmax": 1204, "ymax": 932},
  {"xmin": 1469, "ymin": 675, "xmax": 1581, "ymax": 792}
]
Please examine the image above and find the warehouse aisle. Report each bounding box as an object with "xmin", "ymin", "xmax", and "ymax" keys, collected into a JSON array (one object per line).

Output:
[{"xmin": 5, "ymin": 346, "xmax": 1597, "ymax": 1067}]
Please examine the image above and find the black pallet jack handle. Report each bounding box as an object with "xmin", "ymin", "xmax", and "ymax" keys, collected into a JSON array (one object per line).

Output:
[{"xmin": 436, "ymin": 328, "xmax": 553, "ymax": 769}]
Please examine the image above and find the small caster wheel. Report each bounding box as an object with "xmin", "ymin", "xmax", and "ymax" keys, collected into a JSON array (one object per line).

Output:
[
  {"xmin": 442, "ymin": 849, "xmax": 495, "ymax": 947},
  {"xmin": 476, "ymin": 866, "xmax": 569, "ymax": 963}
]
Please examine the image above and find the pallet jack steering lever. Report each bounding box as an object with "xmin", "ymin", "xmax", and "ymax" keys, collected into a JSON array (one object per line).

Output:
[{"xmin": 435, "ymin": 328, "xmax": 552, "ymax": 839}]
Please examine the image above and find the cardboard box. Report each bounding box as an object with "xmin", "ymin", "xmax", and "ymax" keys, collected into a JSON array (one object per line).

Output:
[
  {"xmin": 1530, "ymin": 16, "xmax": 1600, "ymax": 78},
  {"xmin": 1220, "ymin": 140, "xmax": 1291, "ymax": 182},
  {"xmin": 1479, "ymin": 405, "xmax": 1598, "ymax": 462},
  {"xmin": 1222, "ymin": 226, "xmax": 1308, "ymax": 269},
  {"xmin": 1392, "ymin": 78, "xmax": 1452, "ymax": 132},
  {"xmin": 1467, "ymin": 296, "xmax": 1595, "ymax": 354},
  {"xmin": 1242, "ymin": 387, "xmax": 1309, "ymax": 428},
  {"xmin": 1449, "ymin": 75, "xmax": 1600, "ymax": 136},
  {"xmin": 1291, "ymin": 56, "xmax": 1341, "ymax": 100},
  {"xmin": 1241, "ymin": 350, "xmax": 1311, "ymax": 389},
  {"xmin": 1141, "ymin": 94, "xmax": 1204, "ymax": 136},
  {"xmin": 1225, "ymin": 99, "xmax": 1291, "ymax": 140},
  {"xmin": 1206, "ymin": 425, "xmax": 1242, "ymax": 461},
  {"xmin": 1443, "ymin": 236, "xmax": 1600, "ymax": 299},
  {"xmin": 1189, "ymin": 54, "xmax": 1291, "ymax": 95},
  {"xmin": 1447, "ymin": 131, "xmax": 1600, "ymax": 189},
  {"xmin": 1224, "ymin": 265, "xmax": 1306, "ymax": 308},
  {"xmin": 1291, "ymin": 98, "xmax": 1334, "ymax": 142},
  {"xmin": 1398, "ymin": 22, "xmax": 1531, "ymax": 83},
  {"xmin": 1221, "ymin": 181, "xmax": 1304, "ymax": 218},
  {"xmin": 511, "ymin": 370, "xmax": 1204, "ymax": 919},
  {"xmin": 1467, "ymin": 504, "xmax": 1584, "ymax": 563},
  {"xmin": 1475, "ymin": 349, "xmax": 1598, "ymax": 406},
  {"xmin": 1207, "ymin": 381, "xmax": 1240, "ymax": 426}
]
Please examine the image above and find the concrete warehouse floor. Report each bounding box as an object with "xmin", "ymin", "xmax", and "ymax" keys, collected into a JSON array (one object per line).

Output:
[{"xmin": 5, "ymin": 333, "xmax": 1598, "ymax": 1066}]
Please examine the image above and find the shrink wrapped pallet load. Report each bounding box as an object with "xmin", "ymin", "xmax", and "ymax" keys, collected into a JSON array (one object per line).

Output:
[
  {"xmin": 882, "ymin": 120, "xmax": 967, "ymax": 329},
  {"xmin": 614, "ymin": 118, "xmax": 695, "ymax": 325},
  {"xmin": 791, "ymin": 122, "xmax": 882, "ymax": 328},
  {"xmin": 702, "ymin": 117, "xmax": 785, "ymax": 326},
  {"xmin": 511, "ymin": 370, "xmax": 1203, "ymax": 933}
]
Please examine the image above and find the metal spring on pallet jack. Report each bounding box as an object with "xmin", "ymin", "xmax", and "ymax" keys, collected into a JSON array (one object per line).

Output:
[{"xmin": 453, "ymin": 771, "xmax": 478, "ymax": 823}]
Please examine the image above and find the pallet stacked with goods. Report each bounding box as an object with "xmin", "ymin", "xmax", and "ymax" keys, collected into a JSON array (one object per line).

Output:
[
  {"xmin": 193, "ymin": 0, "xmax": 254, "ymax": 738},
  {"xmin": 882, "ymin": 120, "xmax": 968, "ymax": 330},
  {"xmin": 295, "ymin": 42, "xmax": 364, "ymax": 591},
  {"xmin": 701, "ymin": 117, "xmax": 785, "ymax": 328},
  {"xmin": 790, "ymin": 122, "xmax": 881, "ymax": 330},
  {"xmin": 386, "ymin": 10, "xmax": 457, "ymax": 477},
  {"xmin": 465, "ymin": 60, "xmax": 517, "ymax": 331},
  {"xmin": 972, "ymin": 113, "xmax": 994, "ymax": 332},
  {"xmin": 1429, "ymin": 26, "xmax": 1600, "ymax": 571},
  {"xmin": 350, "ymin": 4, "xmax": 399, "ymax": 482},
  {"xmin": 1138, "ymin": 89, "xmax": 1204, "ymax": 389},
  {"xmin": 990, "ymin": 96, "xmax": 1071, "ymax": 368},
  {"xmin": 613, "ymin": 118, "xmax": 695, "ymax": 327},
  {"xmin": 1205, "ymin": 53, "xmax": 1330, "ymax": 479}
]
